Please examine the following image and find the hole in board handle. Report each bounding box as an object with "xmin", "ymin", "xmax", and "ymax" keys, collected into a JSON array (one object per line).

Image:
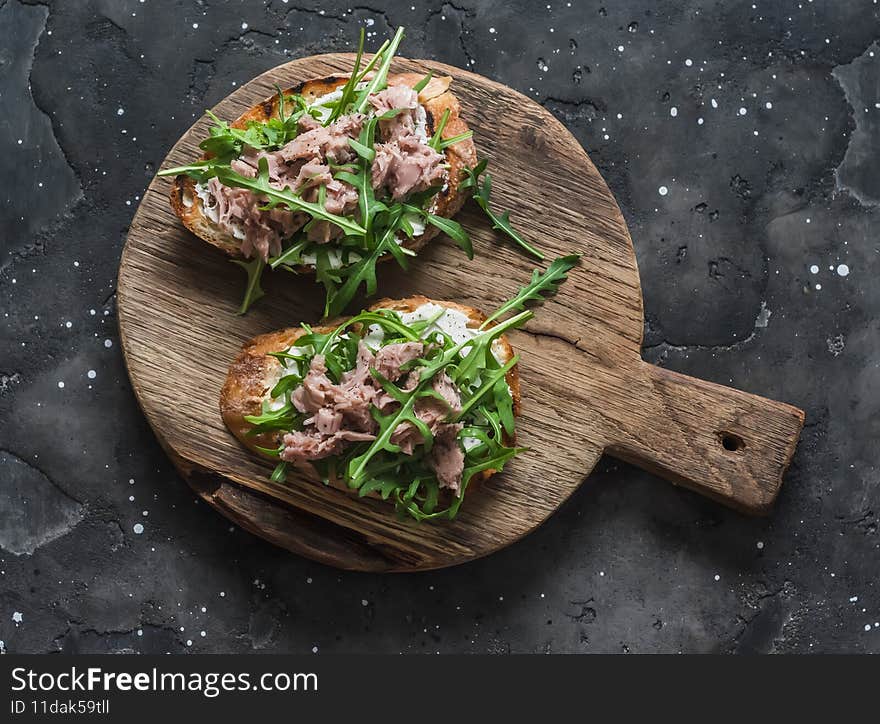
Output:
[{"xmin": 719, "ymin": 432, "xmax": 745, "ymax": 452}]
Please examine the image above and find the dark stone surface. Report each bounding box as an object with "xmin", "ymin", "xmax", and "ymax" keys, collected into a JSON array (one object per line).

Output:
[{"xmin": 0, "ymin": 0, "xmax": 877, "ymax": 654}]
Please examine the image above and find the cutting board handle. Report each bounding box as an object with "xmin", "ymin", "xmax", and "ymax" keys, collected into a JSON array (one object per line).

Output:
[{"xmin": 606, "ymin": 361, "xmax": 805, "ymax": 514}]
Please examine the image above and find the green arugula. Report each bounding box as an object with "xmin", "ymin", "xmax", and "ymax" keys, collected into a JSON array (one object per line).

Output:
[
  {"xmin": 412, "ymin": 71, "xmax": 433, "ymax": 92},
  {"xmin": 217, "ymin": 158, "xmax": 366, "ymax": 236},
  {"xmin": 429, "ymin": 109, "xmax": 451, "ymax": 150},
  {"xmin": 461, "ymin": 159, "xmax": 545, "ymax": 260},
  {"xmin": 325, "ymin": 28, "xmax": 367, "ymax": 125},
  {"xmin": 231, "ymin": 257, "xmax": 266, "ymax": 315},
  {"xmin": 354, "ymin": 26, "xmax": 406, "ymax": 114},
  {"xmin": 438, "ymin": 130, "xmax": 473, "ymax": 149},
  {"xmin": 480, "ymin": 254, "xmax": 580, "ymax": 328}
]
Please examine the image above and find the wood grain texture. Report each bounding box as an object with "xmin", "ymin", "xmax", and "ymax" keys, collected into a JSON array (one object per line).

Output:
[{"xmin": 117, "ymin": 54, "xmax": 805, "ymax": 572}]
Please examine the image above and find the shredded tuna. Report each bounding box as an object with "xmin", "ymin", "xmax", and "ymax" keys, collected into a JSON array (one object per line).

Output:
[
  {"xmin": 281, "ymin": 429, "xmax": 375, "ymax": 462},
  {"xmin": 390, "ymin": 370, "xmax": 462, "ymax": 455},
  {"xmin": 297, "ymin": 114, "xmax": 321, "ymax": 133},
  {"xmin": 369, "ymin": 84, "xmax": 418, "ymax": 141},
  {"xmin": 279, "ymin": 340, "xmax": 466, "ymax": 489},
  {"xmin": 278, "ymin": 114, "xmax": 365, "ymax": 165},
  {"xmin": 205, "ymin": 177, "xmax": 302, "ymax": 260},
  {"xmin": 202, "ymin": 114, "xmax": 365, "ymax": 259},
  {"xmin": 429, "ymin": 423, "xmax": 466, "ymax": 492},
  {"xmin": 371, "ymin": 132, "xmax": 446, "ymax": 200},
  {"xmin": 374, "ymin": 341, "xmax": 424, "ymax": 381},
  {"xmin": 203, "ymin": 86, "xmax": 445, "ymax": 260}
]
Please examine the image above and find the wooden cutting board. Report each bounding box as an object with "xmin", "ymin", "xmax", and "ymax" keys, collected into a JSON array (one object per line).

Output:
[{"xmin": 117, "ymin": 54, "xmax": 805, "ymax": 572}]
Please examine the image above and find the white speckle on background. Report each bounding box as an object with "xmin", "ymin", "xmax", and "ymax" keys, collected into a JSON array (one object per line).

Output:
[
  {"xmin": 87, "ymin": 370, "xmax": 96, "ymax": 379},
  {"xmin": 738, "ymin": 107, "xmax": 747, "ymax": 115},
  {"xmin": 219, "ymin": 591, "xmax": 225, "ymax": 597},
  {"xmin": 137, "ymin": 629, "xmax": 143, "ymax": 637},
  {"xmin": 12, "ymin": 612, "xmax": 23, "ymax": 625},
  {"xmin": 617, "ymin": 45, "xmax": 624, "ymax": 52},
  {"xmin": 757, "ymin": 541, "xmax": 764, "ymax": 549},
  {"xmin": 133, "ymin": 523, "xmax": 144, "ymax": 535},
  {"xmin": 670, "ymin": 106, "xmax": 678, "ymax": 117},
  {"xmin": 810, "ymin": 264, "xmax": 819, "ymax": 274},
  {"xmin": 192, "ymin": 22, "xmax": 198, "ymax": 29},
  {"xmin": 697, "ymin": 117, "xmax": 704, "ymax": 125},
  {"xmin": 117, "ymin": 107, "xmax": 124, "ymax": 116},
  {"xmin": 837, "ymin": 263, "xmax": 850, "ymax": 277},
  {"xmin": 241, "ymin": 22, "xmax": 248, "ymax": 30},
  {"xmin": 711, "ymin": 98, "xmax": 718, "ymax": 108},
  {"xmin": 200, "ymin": 630, "xmax": 206, "ymax": 637},
  {"xmin": 658, "ymin": 185, "xmax": 668, "ymax": 196},
  {"xmin": 312, "ymin": 646, "xmax": 318, "ymax": 653},
  {"xmin": 685, "ymin": 58, "xmax": 693, "ymax": 66},
  {"xmin": 57, "ymin": 381, "xmax": 65, "ymax": 389},
  {"xmin": 865, "ymin": 624, "xmax": 872, "ymax": 632},
  {"xmin": 765, "ymin": 101, "xmax": 773, "ymax": 109},
  {"xmin": 850, "ymin": 596, "xmax": 859, "ymax": 602},
  {"xmin": 815, "ymin": 283, "xmax": 822, "ymax": 290},
  {"xmin": 187, "ymin": 639, "xmax": 193, "ymax": 646},
  {"xmin": 714, "ymin": 574, "xmax": 720, "ymax": 581},
  {"xmin": 104, "ymin": 339, "xmax": 113, "ymax": 348},
  {"xmin": 489, "ymin": 27, "xmax": 496, "ymax": 33}
]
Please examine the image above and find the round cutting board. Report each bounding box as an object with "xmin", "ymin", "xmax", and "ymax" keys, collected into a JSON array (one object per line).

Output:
[{"xmin": 118, "ymin": 54, "xmax": 804, "ymax": 572}]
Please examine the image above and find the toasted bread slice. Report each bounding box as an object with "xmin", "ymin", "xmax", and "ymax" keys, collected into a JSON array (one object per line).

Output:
[
  {"xmin": 220, "ymin": 296, "xmax": 521, "ymax": 500},
  {"xmin": 170, "ymin": 71, "xmax": 477, "ymax": 271}
]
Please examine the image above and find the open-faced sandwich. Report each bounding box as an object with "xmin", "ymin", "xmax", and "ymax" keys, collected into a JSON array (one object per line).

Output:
[
  {"xmin": 221, "ymin": 256, "xmax": 578, "ymax": 521},
  {"xmin": 159, "ymin": 27, "xmax": 479, "ymax": 316},
  {"xmin": 159, "ymin": 26, "xmax": 545, "ymax": 317}
]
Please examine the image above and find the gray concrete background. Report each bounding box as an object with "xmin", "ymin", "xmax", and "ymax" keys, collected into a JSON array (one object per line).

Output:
[{"xmin": 0, "ymin": 0, "xmax": 877, "ymax": 653}]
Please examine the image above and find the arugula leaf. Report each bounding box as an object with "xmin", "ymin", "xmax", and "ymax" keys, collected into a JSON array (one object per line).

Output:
[
  {"xmin": 480, "ymin": 254, "xmax": 580, "ymax": 328},
  {"xmin": 493, "ymin": 375, "xmax": 515, "ymax": 436},
  {"xmin": 438, "ymin": 130, "xmax": 473, "ymax": 149},
  {"xmin": 216, "ymin": 158, "xmax": 366, "ymax": 237},
  {"xmin": 323, "ymin": 209, "xmax": 405, "ymax": 318},
  {"xmin": 460, "ymin": 159, "xmax": 545, "ymax": 260},
  {"xmin": 359, "ymin": 477, "xmax": 405, "ymax": 500},
  {"xmin": 412, "ymin": 71, "xmax": 433, "ymax": 92},
  {"xmin": 326, "ymin": 28, "xmax": 366, "ymax": 125},
  {"xmin": 354, "ymin": 26, "xmax": 406, "ymax": 114},
  {"xmin": 269, "ymin": 239, "xmax": 309, "ymax": 269},
  {"xmin": 445, "ymin": 310, "xmax": 531, "ymax": 385},
  {"xmin": 429, "ymin": 108, "xmax": 450, "ymax": 150},
  {"xmin": 453, "ymin": 356, "xmax": 518, "ymax": 422},
  {"xmin": 231, "ymin": 256, "xmax": 266, "ymax": 315},
  {"xmin": 157, "ymin": 159, "xmax": 227, "ymax": 180},
  {"xmin": 420, "ymin": 211, "xmax": 473, "ymax": 259},
  {"xmin": 347, "ymin": 136, "xmax": 376, "ymax": 162}
]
